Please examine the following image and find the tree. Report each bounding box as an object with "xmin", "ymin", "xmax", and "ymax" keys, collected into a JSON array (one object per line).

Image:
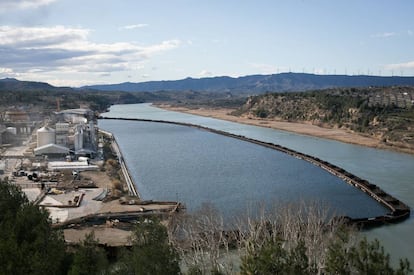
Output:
[
  {"xmin": 237, "ymin": 202, "xmax": 411, "ymax": 274},
  {"xmin": 116, "ymin": 217, "xmax": 181, "ymax": 275},
  {"xmin": 240, "ymin": 239, "xmax": 316, "ymax": 275},
  {"xmin": 326, "ymin": 237, "xmax": 412, "ymax": 274},
  {"xmin": 168, "ymin": 203, "xmax": 232, "ymax": 274},
  {"xmin": 68, "ymin": 231, "xmax": 108, "ymax": 275},
  {"xmin": 0, "ymin": 180, "xmax": 67, "ymax": 274}
]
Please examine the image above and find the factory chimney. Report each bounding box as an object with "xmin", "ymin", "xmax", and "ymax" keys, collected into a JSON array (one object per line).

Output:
[{"xmin": 56, "ymin": 98, "xmax": 60, "ymax": 112}]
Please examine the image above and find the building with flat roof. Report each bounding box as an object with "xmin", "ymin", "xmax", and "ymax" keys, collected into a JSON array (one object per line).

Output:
[{"xmin": 34, "ymin": 144, "xmax": 71, "ymax": 157}]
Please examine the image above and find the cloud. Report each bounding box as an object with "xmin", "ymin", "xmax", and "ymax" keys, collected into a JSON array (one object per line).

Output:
[
  {"xmin": 198, "ymin": 70, "xmax": 212, "ymax": 77},
  {"xmin": 0, "ymin": 25, "xmax": 89, "ymax": 47},
  {"xmin": 42, "ymin": 78, "xmax": 101, "ymax": 87},
  {"xmin": 0, "ymin": 0, "xmax": 56, "ymax": 11},
  {"xmin": 0, "ymin": 67, "xmax": 13, "ymax": 74},
  {"xmin": 370, "ymin": 30, "xmax": 414, "ymax": 39},
  {"xmin": 384, "ymin": 61, "xmax": 414, "ymax": 70},
  {"xmin": 371, "ymin": 32, "xmax": 397, "ymax": 38},
  {"xmin": 0, "ymin": 25, "xmax": 181, "ymax": 81},
  {"xmin": 119, "ymin": 24, "xmax": 148, "ymax": 30}
]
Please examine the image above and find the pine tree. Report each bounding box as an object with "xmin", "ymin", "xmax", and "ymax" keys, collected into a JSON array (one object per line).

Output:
[
  {"xmin": 116, "ymin": 217, "xmax": 181, "ymax": 275},
  {"xmin": 69, "ymin": 231, "xmax": 108, "ymax": 275},
  {"xmin": 0, "ymin": 180, "xmax": 67, "ymax": 275}
]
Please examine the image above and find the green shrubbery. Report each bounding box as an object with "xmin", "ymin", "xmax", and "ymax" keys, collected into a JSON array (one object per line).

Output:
[
  {"xmin": 242, "ymin": 88, "xmax": 414, "ymax": 148},
  {"xmin": 0, "ymin": 180, "xmax": 411, "ymax": 274}
]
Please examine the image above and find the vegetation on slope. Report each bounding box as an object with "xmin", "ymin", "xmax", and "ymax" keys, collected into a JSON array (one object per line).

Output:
[
  {"xmin": 0, "ymin": 180, "xmax": 68, "ymax": 274},
  {"xmin": 0, "ymin": 180, "xmax": 411, "ymax": 274},
  {"xmin": 0, "ymin": 87, "xmax": 149, "ymax": 114},
  {"xmin": 0, "ymin": 179, "xmax": 180, "ymax": 275},
  {"xmin": 234, "ymin": 86, "xmax": 414, "ymax": 150},
  {"xmin": 168, "ymin": 203, "xmax": 412, "ymax": 274},
  {"xmin": 0, "ymin": 78, "xmax": 244, "ymax": 115},
  {"xmin": 84, "ymin": 73, "xmax": 414, "ymax": 94}
]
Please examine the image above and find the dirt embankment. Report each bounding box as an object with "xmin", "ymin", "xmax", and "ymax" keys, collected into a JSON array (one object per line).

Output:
[{"xmin": 156, "ymin": 104, "xmax": 414, "ymax": 155}]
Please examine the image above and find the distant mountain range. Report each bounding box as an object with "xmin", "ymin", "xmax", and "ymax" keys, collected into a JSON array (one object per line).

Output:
[
  {"xmin": 2, "ymin": 73, "xmax": 414, "ymax": 95},
  {"xmin": 83, "ymin": 73, "xmax": 414, "ymax": 94},
  {"xmin": 0, "ymin": 77, "xmax": 57, "ymax": 91}
]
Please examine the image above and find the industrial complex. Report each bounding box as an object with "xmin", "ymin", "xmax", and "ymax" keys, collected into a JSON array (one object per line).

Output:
[{"xmin": 0, "ymin": 107, "xmax": 182, "ymax": 247}]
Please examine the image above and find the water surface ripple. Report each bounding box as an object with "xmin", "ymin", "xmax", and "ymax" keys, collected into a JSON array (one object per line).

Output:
[
  {"xmin": 99, "ymin": 104, "xmax": 414, "ymax": 265},
  {"xmin": 99, "ymin": 119, "xmax": 388, "ymax": 219}
]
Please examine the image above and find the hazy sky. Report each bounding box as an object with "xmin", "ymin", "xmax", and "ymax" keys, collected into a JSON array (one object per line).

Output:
[{"xmin": 0, "ymin": 0, "xmax": 413, "ymax": 86}]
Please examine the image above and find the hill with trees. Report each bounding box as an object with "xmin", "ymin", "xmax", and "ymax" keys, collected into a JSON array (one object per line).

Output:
[
  {"xmin": 0, "ymin": 78, "xmax": 159, "ymax": 113},
  {"xmin": 232, "ymin": 86, "xmax": 414, "ymax": 152},
  {"xmin": 84, "ymin": 73, "xmax": 414, "ymax": 94},
  {"xmin": 0, "ymin": 78, "xmax": 241, "ymax": 114}
]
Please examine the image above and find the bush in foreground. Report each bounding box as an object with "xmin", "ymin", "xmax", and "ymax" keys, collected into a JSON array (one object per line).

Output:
[
  {"xmin": 169, "ymin": 203, "xmax": 412, "ymax": 274},
  {"xmin": 0, "ymin": 180, "xmax": 67, "ymax": 274},
  {"xmin": 0, "ymin": 180, "xmax": 411, "ymax": 274}
]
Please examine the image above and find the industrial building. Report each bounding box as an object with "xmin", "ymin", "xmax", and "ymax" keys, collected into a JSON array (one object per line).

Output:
[
  {"xmin": 0, "ymin": 110, "xmax": 40, "ymax": 146},
  {"xmin": 53, "ymin": 109, "xmax": 94, "ymax": 124},
  {"xmin": 33, "ymin": 109, "xmax": 97, "ymax": 159}
]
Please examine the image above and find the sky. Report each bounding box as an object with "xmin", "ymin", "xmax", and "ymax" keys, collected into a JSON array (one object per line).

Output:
[{"xmin": 0, "ymin": 0, "xmax": 413, "ymax": 87}]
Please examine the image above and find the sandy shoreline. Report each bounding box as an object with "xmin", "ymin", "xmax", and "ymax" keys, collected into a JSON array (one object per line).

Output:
[{"xmin": 156, "ymin": 104, "xmax": 414, "ymax": 155}]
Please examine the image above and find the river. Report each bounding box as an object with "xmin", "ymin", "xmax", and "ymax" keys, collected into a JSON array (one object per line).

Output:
[{"xmin": 99, "ymin": 103, "xmax": 414, "ymax": 265}]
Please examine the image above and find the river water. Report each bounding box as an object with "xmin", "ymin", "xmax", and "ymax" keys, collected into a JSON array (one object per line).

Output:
[{"xmin": 99, "ymin": 103, "xmax": 414, "ymax": 265}]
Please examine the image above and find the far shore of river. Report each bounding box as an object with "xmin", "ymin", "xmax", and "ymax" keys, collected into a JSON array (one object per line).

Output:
[{"xmin": 155, "ymin": 104, "xmax": 414, "ymax": 155}]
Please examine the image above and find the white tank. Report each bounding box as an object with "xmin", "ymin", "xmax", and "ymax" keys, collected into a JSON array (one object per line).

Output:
[
  {"xmin": 78, "ymin": 156, "xmax": 89, "ymax": 162},
  {"xmin": 74, "ymin": 128, "xmax": 83, "ymax": 151},
  {"xmin": 37, "ymin": 126, "xmax": 55, "ymax": 147},
  {"xmin": 6, "ymin": 127, "xmax": 17, "ymax": 135}
]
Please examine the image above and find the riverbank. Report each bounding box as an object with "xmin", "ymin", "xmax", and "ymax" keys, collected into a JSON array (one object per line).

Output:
[
  {"xmin": 59, "ymin": 130, "xmax": 184, "ymax": 247},
  {"xmin": 100, "ymin": 117, "xmax": 410, "ymax": 228},
  {"xmin": 156, "ymin": 104, "xmax": 414, "ymax": 155},
  {"xmin": 99, "ymin": 129, "xmax": 140, "ymax": 198}
]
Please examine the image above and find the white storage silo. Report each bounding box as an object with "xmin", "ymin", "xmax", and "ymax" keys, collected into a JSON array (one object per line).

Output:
[
  {"xmin": 37, "ymin": 126, "xmax": 55, "ymax": 147},
  {"xmin": 74, "ymin": 128, "xmax": 83, "ymax": 151},
  {"xmin": 6, "ymin": 127, "xmax": 17, "ymax": 135}
]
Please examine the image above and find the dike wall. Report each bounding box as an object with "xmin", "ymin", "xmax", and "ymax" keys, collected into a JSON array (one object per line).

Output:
[
  {"xmin": 98, "ymin": 129, "xmax": 140, "ymax": 198},
  {"xmin": 99, "ymin": 117, "xmax": 410, "ymax": 228}
]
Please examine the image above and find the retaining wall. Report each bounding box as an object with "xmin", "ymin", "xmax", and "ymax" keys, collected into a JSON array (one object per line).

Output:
[{"xmin": 99, "ymin": 117, "xmax": 410, "ymax": 228}]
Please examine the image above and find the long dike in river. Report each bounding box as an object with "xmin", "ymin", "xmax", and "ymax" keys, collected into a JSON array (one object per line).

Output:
[{"xmin": 99, "ymin": 117, "xmax": 411, "ymax": 228}]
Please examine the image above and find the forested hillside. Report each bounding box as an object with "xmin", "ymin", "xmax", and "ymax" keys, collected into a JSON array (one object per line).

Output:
[
  {"xmin": 234, "ymin": 86, "xmax": 414, "ymax": 150},
  {"xmin": 85, "ymin": 73, "xmax": 414, "ymax": 94},
  {"xmin": 0, "ymin": 78, "xmax": 241, "ymax": 114},
  {"xmin": 0, "ymin": 78, "xmax": 139, "ymax": 113}
]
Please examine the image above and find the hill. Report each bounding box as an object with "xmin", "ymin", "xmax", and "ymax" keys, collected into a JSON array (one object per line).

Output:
[
  {"xmin": 0, "ymin": 78, "xmax": 58, "ymax": 91},
  {"xmin": 83, "ymin": 73, "xmax": 414, "ymax": 93},
  {"xmin": 0, "ymin": 78, "xmax": 236, "ymax": 112},
  {"xmin": 0, "ymin": 78, "xmax": 142, "ymax": 112},
  {"xmin": 232, "ymin": 86, "xmax": 414, "ymax": 152}
]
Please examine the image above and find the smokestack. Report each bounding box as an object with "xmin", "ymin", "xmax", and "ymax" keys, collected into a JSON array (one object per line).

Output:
[{"xmin": 56, "ymin": 98, "xmax": 60, "ymax": 112}]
